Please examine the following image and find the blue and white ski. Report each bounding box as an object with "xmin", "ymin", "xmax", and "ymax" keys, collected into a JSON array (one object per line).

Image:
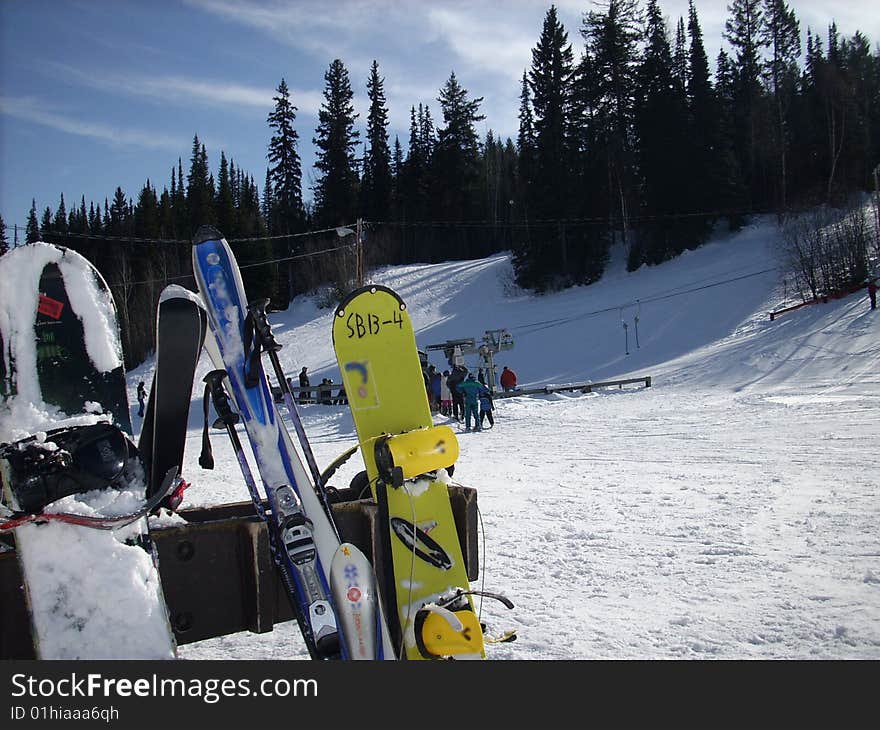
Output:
[{"xmin": 192, "ymin": 226, "xmax": 393, "ymax": 660}]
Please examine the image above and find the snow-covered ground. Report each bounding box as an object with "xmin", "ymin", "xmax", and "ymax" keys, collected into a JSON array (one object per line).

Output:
[{"xmin": 125, "ymin": 213, "xmax": 878, "ymax": 659}]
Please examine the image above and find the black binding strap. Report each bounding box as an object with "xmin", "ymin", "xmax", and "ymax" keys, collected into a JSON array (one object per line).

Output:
[{"xmin": 198, "ymin": 377, "xmax": 215, "ymax": 470}]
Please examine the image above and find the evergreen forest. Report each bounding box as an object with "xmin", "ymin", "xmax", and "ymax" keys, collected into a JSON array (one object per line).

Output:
[{"xmin": 1, "ymin": 0, "xmax": 878, "ymax": 367}]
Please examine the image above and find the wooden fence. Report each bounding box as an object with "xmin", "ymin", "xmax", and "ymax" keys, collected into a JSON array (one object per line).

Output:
[{"xmin": 493, "ymin": 376, "xmax": 652, "ymax": 399}]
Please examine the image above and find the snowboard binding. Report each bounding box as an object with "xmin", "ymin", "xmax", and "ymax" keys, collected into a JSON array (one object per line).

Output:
[
  {"xmin": 414, "ymin": 589, "xmax": 515, "ymax": 660},
  {"xmin": 1, "ymin": 422, "xmax": 141, "ymax": 514},
  {"xmin": 373, "ymin": 425, "xmax": 460, "ymax": 488}
]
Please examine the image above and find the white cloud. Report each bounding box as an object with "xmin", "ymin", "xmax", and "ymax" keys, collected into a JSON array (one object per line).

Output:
[
  {"xmin": 426, "ymin": 7, "xmax": 535, "ymax": 82},
  {"xmin": 0, "ymin": 96, "xmax": 184, "ymax": 150},
  {"xmin": 37, "ymin": 59, "xmax": 328, "ymax": 120}
]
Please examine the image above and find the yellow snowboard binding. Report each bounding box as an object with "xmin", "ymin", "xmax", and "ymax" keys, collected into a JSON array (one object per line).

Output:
[
  {"xmin": 414, "ymin": 589, "xmax": 516, "ymax": 660},
  {"xmin": 415, "ymin": 604, "xmax": 485, "ymax": 660},
  {"xmin": 374, "ymin": 425, "xmax": 459, "ymax": 487}
]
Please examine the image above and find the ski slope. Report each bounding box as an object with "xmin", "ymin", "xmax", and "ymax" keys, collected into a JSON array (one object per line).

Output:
[{"xmin": 133, "ymin": 213, "xmax": 877, "ymax": 659}]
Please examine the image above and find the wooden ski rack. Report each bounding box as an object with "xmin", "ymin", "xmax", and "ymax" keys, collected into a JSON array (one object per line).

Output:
[{"xmin": 0, "ymin": 485, "xmax": 479, "ymax": 659}]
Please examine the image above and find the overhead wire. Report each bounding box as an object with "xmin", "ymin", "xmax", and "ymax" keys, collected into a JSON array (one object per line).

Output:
[{"xmin": 508, "ymin": 266, "xmax": 779, "ymax": 338}]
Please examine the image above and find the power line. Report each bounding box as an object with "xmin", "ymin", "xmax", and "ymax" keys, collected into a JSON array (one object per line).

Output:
[
  {"xmin": 366, "ymin": 208, "xmax": 773, "ymax": 229},
  {"xmin": 509, "ymin": 267, "xmax": 779, "ymax": 337},
  {"xmin": 121, "ymin": 241, "xmax": 357, "ymax": 287},
  {"xmin": 32, "ymin": 223, "xmax": 359, "ymax": 246}
]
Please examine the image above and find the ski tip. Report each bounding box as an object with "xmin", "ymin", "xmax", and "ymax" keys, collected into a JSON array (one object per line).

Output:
[{"xmin": 192, "ymin": 225, "xmax": 225, "ymax": 246}]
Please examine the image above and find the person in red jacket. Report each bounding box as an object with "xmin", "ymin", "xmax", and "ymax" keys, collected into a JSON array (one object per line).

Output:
[{"xmin": 500, "ymin": 366, "xmax": 517, "ymax": 392}]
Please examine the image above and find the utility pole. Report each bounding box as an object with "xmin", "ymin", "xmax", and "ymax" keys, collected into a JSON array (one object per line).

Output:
[
  {"xmin": 356, "ymin": 218, "xmax": 364, "ymax": 287},
  {"xmin": 873, "ymin": 163, "xmax": 880, "ymax": 250}
]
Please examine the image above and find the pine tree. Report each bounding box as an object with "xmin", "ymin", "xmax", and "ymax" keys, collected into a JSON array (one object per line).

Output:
[
  {"xmin": 361, "ymin": 60, "xmax": 392, "ymax": 221},
  {"xmin": 41, "ymin": 207, "xmax": 52, "ymax": 237},
  {"xmin": 724, "ymin": 0, "xmax": 769, "ymax": 207},
  {"xmin": 173, "ymin": 159, "xmax": 187, "ymax": 238},
  {"xmin": 716, "ymin": 50, "xmax": 750, "ymax": 227},
  {"xmin": 0, "ymin": 213, "xmax": 8, "ymax": 256},
  {"xmin": 262, "ymin": 167, "xmax": 274, "ymax": 229},
  {"xmin": 266, "ymin": 78, "xmax": 304, "ymax": 234},
  {"xmin": 684, "ymin": 0, "xmax": 722, "ymax": 241},
  {"xmin": 419, "ymin": 105, "xmax": 435, "ymax": 160},
  {"xmin": 53, "ymin": 194, "xmax": 68, "ymax": 236},
  {"xmin": 134, "ymin": 180, "xmax": 160, "ymax": 238},
  {"xmin": 216, "ymin": 151, "xmax": 236, "ymax": 236},
  {"xmin": 312, "ymin": 59, "xmax": 360, "ymax": 226},
  {"xmin": 673, "ymin": 16, "xmax": 689, "ymax": 97},
  {"xmin": 530, "ymin": 5, "xmax": 574, "ymax": 221},
  {"xmin": 583, "ymin": 0, "xmax": 642, "ymax": 257},
  {"xmin": 516, "ymin": 70, "xmax": 536, "ymax": 200},
  {"xmin": 109, "ymin": 187, "xmax": 128, "ymax": 235},
  {"xmin": 26, "ymin": 200, "xmax": 40, "ymax": 243},
  {"xmin": 186, "ymin": 135, "xmax": 214, "ymax": 234},
  {"xmin": 432, "ymin": 71, "xmax": 485, "ymax": 227},
  {"xmin": 88, "ymin": 202, "xmax": 99, "ymax": 234},
  {"xmin": 75, "ymin": 196, "xmax": 89, "ymax": 235},
  {"xmin": 762, "ymin": 0, "xmax": 801, "ymax": 210},
  {"xmin": 633, "ymin": 0, "xmax": 690, "ymax": 267},
  {"xmin": 229, "ymin": 159, "xmax": 239, "ymax": 211},
  {"xmin": 390, "ymin": 135, "xmax": 404, "ymax": 220}
]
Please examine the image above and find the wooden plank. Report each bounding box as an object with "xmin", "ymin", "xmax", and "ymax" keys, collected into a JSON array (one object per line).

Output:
[{"xmin": 0, "ymin": 486, "xmax": 480, "ymax": 656}]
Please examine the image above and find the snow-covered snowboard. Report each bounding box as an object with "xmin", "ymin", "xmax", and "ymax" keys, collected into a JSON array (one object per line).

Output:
[{"xmin": 0, "ymin": 242, "xmax": 176, "ymax": 659}]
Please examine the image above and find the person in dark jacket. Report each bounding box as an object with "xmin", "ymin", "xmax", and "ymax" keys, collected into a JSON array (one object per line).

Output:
[
  {"xmin": 456, "ymin": 372, "xmax": 485, "ymax": 431},
  {"xmin": 868, "ymin": 280, "xmax": 877, "ymax": 310},
  {"xmin": 429, "ymin": 367, "xmax": 442, "ymax": 411},
  {"xmin": 136, "ymin": 381, "xmax": 147, "ymax": 417},
  {"xmin": 319, "ymin": 378, "xmax": 333, "ymax": 405},
  {"xmin": 446, "ymin": 365, "xmax": 467, "ymax": 421},
  {"xmin": 299, "ymin": 366, "xmax": 310, "ymax": 403},
  {"xmin": 479, "ymin": 388, "xmax": 495, "ymax": 429}
]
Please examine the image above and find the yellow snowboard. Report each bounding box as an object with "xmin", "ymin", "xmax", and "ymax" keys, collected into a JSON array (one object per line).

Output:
[{"xmin": 332, "ymin": 285, "xmax": 484, "ymax": 660}]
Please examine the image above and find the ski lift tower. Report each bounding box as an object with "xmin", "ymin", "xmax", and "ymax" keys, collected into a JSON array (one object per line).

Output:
[
  {"xmin": 424, "ymin": 329, "xmax": 514, "ymax": 393},
  {"xmin": 425, "ymin": 338, "xmax": 477, "ymax": 369},
  {"xmin": 478, "ymin": 329, "xmax": 514, "ymax": 393}
]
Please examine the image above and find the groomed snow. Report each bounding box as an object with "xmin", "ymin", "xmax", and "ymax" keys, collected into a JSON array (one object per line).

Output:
[{"xmin": 130, "ymin": 211, "xmax": 877, "ymax": 659}]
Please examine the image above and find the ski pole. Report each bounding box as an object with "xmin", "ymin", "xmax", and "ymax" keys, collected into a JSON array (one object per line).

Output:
[
  {"xmin": 634, "ymin": 300, "xmax": 640, "ymax": 349},
  {"xmin": 246, "ymin": 299, "xmax": 339, "ymax": 536},
  {"xmin": 202, "ymin": 369, "xmax": 327, "ymax": 659}
]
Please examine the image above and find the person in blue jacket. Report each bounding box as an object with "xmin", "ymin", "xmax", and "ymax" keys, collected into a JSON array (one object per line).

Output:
[
  {"xmin": 479, "ymin": 388, "xmax": 495, "ymax": 429},
  {"xmin": 456, "ymin": 372, "xmax": 487, "ymax": 432}
]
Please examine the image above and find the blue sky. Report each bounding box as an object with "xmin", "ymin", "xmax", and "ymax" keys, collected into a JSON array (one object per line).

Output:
[{"xmin": 1, "ymin": 0, "xmax": 877, "ymax": 237}]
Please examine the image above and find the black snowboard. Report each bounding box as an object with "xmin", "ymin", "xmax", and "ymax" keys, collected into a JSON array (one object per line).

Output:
[{"xmin": 138, "ymin": 286, "xmax": 207, "ymax": 500}]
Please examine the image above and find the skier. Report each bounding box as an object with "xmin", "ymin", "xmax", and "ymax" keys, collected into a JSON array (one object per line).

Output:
[
  {"xmin": 500, "ymin": 366, "xmax": 517, "ymax": 392},
  {"xmin": 136, "ymin": 381, "xmax": 147, "ymax": 417},
  {"xmin": 298, "ymin": 366, "xmax": 310, "ymax": 403},
  {"xmin": 456, "ymin": 372, "xmax": 485, "ymax": 432},
  {"xmin": 440, "ymin": 370, "xmax": 453, "ymax": 416},
  {"xmin": 447, "ymin": 365, "xmax": 467, "ymax": 421},
  {"xmin": 429, "ymin": 367, "xmax": 442, "ymax": 412},
  {"xmin": 479, "ymin": 386, "xmax": 495, "ymax": 429},
  {"xmin": 319, "ymin": 378, "xmax": 333, "ymax": 405},
  {"xmin": 868, "ymin": 280, "xmax": 877, "ymax": 310}
]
